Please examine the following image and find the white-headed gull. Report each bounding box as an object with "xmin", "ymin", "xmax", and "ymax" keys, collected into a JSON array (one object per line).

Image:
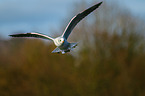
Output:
[{"xmin": 9, "ymin": 2, "xmax": 103, "ymax": 54}]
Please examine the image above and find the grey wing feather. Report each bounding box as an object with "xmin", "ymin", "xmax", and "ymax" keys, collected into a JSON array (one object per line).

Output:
[
  {"xmin": 62, "ymin": 2, "xmax": 103, "ymax": 40},
  {"xmin": 51, "ymin": 47, "xmax": 61, "ymax": 53},
  {"xmin": 9, "ymin": 32, "xmax": 54, "ymax": 41}
]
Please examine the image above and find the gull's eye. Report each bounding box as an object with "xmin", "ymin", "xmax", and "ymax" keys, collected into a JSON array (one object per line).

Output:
[{"xmin": 60, "ymin": 40, "xmax": 61, "ymax": 42}]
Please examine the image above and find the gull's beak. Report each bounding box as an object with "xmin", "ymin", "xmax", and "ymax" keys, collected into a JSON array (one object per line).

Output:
[{"xmin": 62, "ymin": 40, "xmax": 64, "ymax": 43}]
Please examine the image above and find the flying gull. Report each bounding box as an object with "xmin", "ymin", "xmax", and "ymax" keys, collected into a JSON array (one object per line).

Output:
[{"xmin": 9, "ymin": 2, "xmax": 103, "ymax": 54}]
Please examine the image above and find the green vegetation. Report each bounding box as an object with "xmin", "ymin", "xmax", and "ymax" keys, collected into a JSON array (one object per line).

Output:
[{"xmin": 0, "ymin": 1, "xmax": 145, "ymax": 96}]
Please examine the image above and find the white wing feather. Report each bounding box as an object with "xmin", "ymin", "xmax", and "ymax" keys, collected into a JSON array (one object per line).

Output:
[{"xmin": 62, "ymin": 2, "xmax": 103, "ymax": 40}]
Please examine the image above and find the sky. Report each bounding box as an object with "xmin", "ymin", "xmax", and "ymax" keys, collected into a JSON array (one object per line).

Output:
[
  {"xmin": 120, "ymin": 0, "xmax": 145, "ymax": 18},
  {"xmin": 0, "ymin": 0, "xmax": 145, "ymax": 39}
]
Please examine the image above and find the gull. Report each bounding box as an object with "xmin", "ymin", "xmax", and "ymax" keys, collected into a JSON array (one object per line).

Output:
[{"xmin": 9, "ymin": 2, "xmax": 102, "ymax": 54}]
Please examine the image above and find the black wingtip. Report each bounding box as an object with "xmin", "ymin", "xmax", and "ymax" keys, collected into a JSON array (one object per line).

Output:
[
  {"xmin": 92, "ymin": 1, "xmax": 103, "ymax": 9},
  {"xmin": 98, "ymin": 1, "xmax": 103, "ymax": 6},
  {"xmin": 9, "ymin": 35, "xmax": 13, "ymax": 37},
  {"xmin": 9, "ymin": 34, "xmax": 18, "ymax": 37}
]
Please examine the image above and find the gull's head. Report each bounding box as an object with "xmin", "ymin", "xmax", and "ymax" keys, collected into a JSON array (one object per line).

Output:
[{"xmin": 54, "ymin": 37, "xmax": 64, "ymax": 46}]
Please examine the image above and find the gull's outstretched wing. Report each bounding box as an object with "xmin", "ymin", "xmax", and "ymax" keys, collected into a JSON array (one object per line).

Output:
[
  {"xmin": 9, "ymin": 32, "xmax": 54, "ymax": 41},
  {"xmin": 62, "ymin": 2, "xmax": 103, "ymax": 40}
]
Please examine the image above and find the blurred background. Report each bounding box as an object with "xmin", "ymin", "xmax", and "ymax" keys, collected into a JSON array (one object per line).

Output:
[{"xmin": 0, "ymin": 0, "xmax": 145, "ymax": 96}]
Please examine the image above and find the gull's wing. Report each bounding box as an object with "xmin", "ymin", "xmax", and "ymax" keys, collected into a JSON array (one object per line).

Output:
[
  {"xmin": 9, "ymin": 32, "xmax": 54, "ymax": 41},
  {"xmin": 62, "ymin": 2, "xmax": 103, "ymax": 40}
]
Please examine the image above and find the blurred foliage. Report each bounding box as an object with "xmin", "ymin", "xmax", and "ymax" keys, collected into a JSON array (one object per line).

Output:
[{"xmin": 0, "ymin": 0, "xmax": 145, "ymax": 96}]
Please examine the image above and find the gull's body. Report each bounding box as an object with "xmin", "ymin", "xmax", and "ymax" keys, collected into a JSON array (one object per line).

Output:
[{"xmin": 9, "ymin": 2, "xmax": 102, "ymax": 54}]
